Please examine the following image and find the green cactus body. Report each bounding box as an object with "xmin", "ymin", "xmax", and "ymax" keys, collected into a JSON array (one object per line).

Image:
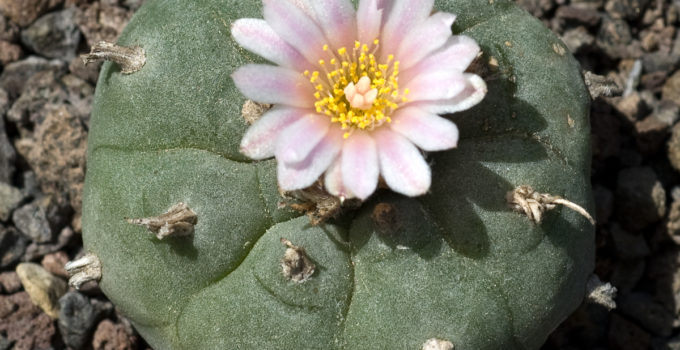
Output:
[{"xmin": 82, "ymin": 0, "xmax": 594, "ymax": 348}]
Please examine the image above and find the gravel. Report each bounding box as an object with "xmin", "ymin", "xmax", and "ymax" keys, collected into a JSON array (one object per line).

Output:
[{"xmin": 1, "ymin": 0, "xmax": 680, "ymax": 349}]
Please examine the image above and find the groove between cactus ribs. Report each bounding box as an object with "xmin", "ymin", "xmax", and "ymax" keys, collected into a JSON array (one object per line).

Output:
[{"xmin": 91, "ymin": 130, "xmax": 579, "ymax": 348}]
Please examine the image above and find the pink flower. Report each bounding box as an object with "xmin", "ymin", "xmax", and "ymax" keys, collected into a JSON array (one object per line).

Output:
[{"xmin": 232, "ymin": 0, "xmax": 486, "ymax": 200}]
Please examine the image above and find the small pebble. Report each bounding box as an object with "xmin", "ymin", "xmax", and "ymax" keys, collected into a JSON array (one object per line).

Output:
[
  {"xmin": 12, "ymin": 199, "xmax": 54, "ymax": 243},
  {"xmin": 0, "ymin": 182, "xmax": 24, "ymax": 222},
  {"xmin": 92, "ymin": 319, "xmax": 138, "ymax": 350},
  {"xmin": 0, "ymin": 56, "xmax": 66, "ymax": 99},
  {"xmin": 20, "ymin": 8, "xmax": 81, "ymax": 60},
  {"xmin": 668, "ymin": 123, "xmax": 680, "ymax": 172},
  {"xmin": 41, "ymin": 251, "xmax": 69, "ymax": 278},
  {"xmin": 615, "ymin": 166, "xmax": 666, "ymax": 230},
  {"xmin": 663, "ymin": 70, "xmax": 680, "ymax": 105},
  {"xmin": 58, "ymin": 292, "xmax": 100, "ymax": 349},
  {"xmin": 0, "ymin": 271, "xmax": 21, "ymax": 294},
  {"xmin": 0, "ymin": 40, "xmax": 22, "ymax": 65},
  {"xmin": 0, "ymin": 226, "xmax": 28, "ymax": 268},
  {"xmin": 15, "ymin": 262, "xmax": 67, "ymax": 319},
  {"xmin": 0, "ymin": 0, "xmax": 58, "ymax": 27}
]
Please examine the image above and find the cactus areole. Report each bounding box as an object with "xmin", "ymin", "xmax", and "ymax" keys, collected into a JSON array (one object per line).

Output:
[{"xmin": 82, "ymin": 0, "xmax": 594, "ymax": 349}]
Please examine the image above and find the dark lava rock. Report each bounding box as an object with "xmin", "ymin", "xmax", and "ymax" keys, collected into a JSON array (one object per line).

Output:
[
  {"xmin": 92, "ymin": 319, "xmax": 139, "ymax": 350},
  {"xmin": 15, "ymin": 106, "xmax": 87, "ymax": 218},
  {"xmin": 58, "ymin": 292, "xmax": 102, "ymax": 350},
  {"xmin": 6, "ymin": 70, "xmax": 67, "ymax": 126},
  {"xmin": 597, "ymin": 16, "xmax": 640, "ymax": 59},
  {"xmin": 616, "ymin": 166, "xmax": 666, "ymax": 230},
  {"xmin": 593, "ymin": 185, "xmax": 614, "ymax": 224},
  {"xmin": 20, "ymin": 8, "xmax": 80, "ymax": 60},
  {"xmin": 618, "ymin": 293, "xmax": 674, "ymax": 337},
  {"xmin": 76, "ymin": 2, "xmax": 132, "ymax": 46},
  {"xmin": 608, "ymin": 313, "xmax": 651, "ymax": 350},
  {"xmin": 0, "ymin": 56, "xmax": 66, "ymax": 99},
  {"xmin": 0, "ymin": 226, "xmax": 27, "ymax": 268},
  {"xmin": 23, "ymin": 226, "xmax": 74, "ymax": 262},
  {"xmin": 0, "ymin": 114, "xmax": 16, "ymax": 184},
  {"xmin": 12, "ymin": 198, "xmax": 55, "ymax": 243},
  {"xmin": 0, "ymin": 0, "xmax": 62, "ymax": 27},
  {"xmin": 0, "ymin": 182, "xmax": 24, "ymax": 222},
  {"xmin": 0, "ymin": 292, "xmax": 58, "ymax": 350},
  {"xmin": 634, "ymin": 113, "xmax": 672, "ymax": 155},
  {"xmin": 610, "ymin": 257, "xmax": 645, "ymax": 292},
  {"xmin": 610, "ymin": 224, "xmax": 650, "ymax": 260}
]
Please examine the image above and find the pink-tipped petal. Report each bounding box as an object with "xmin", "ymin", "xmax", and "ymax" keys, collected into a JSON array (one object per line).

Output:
[
  {"xmin": 401, "ymin": 35, "xmax": 480, "ymax": 83},
  {"xmin": 263, "ymin": 0, "xmax": 328, "ymax": 65},
  {"xmin": 309, "ymin": 0, "xmax": 356, "ymax": 50},
  {"xmin": 240, "ymin": 107, "xmax": 307, "ymax": 159},
  {"xmin": 231, "ymin": 19, "xmax": 309, "ymax": 71},
  {"xmin": 324, "ymin": 157, "xmax": 354, "ymax": 199},
  {"xmin": 415, "ymin": 74, "xmax": 487, "ymax": 114},
  {"xmin": 357, "ymin": 0, "xmax": 384, "ymax": 44},
  {"xmin": 341, "ymin": 131, "xmax": 379, "ymax": 200},
  {"xmin": 232, "ymin": 64, "xmax": 314, "ymax": 107},
  {"xmin": 397, "ymin": 12, "xmax": 456, "ymax": 70},
  {"xmin": 390, "ymin": 106, "xmax": 459, "ymax": 151},
  {"xmin": 375, "ymin": 129, "xmax": 431, "ymax": 197},
  {"xmin": 278, "ymin": 129, "xmax": 342, "ymax": 191},
  {"xmin": 405, "ymin": 70, "xmax": 467, "ymax": 102},
  {"xmin": 275, "ymin": 114, "xmax": 331, "ymax": 164},
  {"xmin": 381, "ymin": 0, "xmax": 434, "ymax": 57}
]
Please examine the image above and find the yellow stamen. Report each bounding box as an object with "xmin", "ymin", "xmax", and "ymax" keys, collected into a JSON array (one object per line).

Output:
[{"xmin": 304, "ymin": 40, "xmax": 407, "ymax": 135}]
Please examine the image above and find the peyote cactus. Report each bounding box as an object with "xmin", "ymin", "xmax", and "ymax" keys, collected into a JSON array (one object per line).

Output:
[{"xmin": 81, "ymin": 0, "xmax": 594, "ymax": 349}]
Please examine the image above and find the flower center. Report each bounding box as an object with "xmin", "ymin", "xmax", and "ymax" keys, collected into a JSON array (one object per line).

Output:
[{"xmin": 304, "ymin": 40, "xmax": 409, "ymax": 138}]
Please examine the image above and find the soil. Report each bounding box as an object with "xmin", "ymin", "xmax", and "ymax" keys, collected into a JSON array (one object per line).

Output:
[{"xmin": 0, "ymin": 0, "xmax": 677, "ymax": 349}]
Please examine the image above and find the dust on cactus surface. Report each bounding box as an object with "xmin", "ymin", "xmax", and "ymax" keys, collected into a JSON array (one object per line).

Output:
[{"xmin": 0, "ymin": 0, "xmax": 678, "ymax": 349}]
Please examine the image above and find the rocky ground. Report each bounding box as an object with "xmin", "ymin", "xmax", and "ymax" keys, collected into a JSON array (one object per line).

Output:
[{"xmin": 0, "ymin": 0, "xmax": 678, "ymax": 349}]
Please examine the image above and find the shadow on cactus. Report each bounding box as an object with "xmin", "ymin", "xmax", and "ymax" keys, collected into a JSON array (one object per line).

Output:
[{"xmin": 80, "ymin": 0, "xmax": 594, "ymax": 349}]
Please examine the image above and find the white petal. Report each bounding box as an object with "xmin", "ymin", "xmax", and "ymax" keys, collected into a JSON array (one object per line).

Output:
[
  {"xmin": 263, "ymin": 0, "xmax": 328, "ymax": 65},
  {"xmin": 240, "ymin": 107, "xmax": 307, "ymax": 159},
  {"xmin": 397, "ymin": 12, "xmax": 456, "ymax": 70},
  {"xmin": 324, "ymin": 156, "xmax": 354, "ymax": 199},
  {"xmin": 375, "ymin": 129, "xmax": 431, "ymax": 197},
  {"xmin": 390, "ymin": 106, "xmax": 459, "ymax": 151},
  {"xmin": 405, "ymin": 70, "xmax": 467, "ymax": 101},
  {"xmin": 357, "ymin": 0, "xmax": 384, "ymax": 44},
  {"xmin": 232, "ymin": 64, "xmax": 314, "ymax": 107},
  {"xmin": 278, "ymin": 128, "xmax": 342, "ymax": 191},
  {"xmin": 381, "ymin": 0, "xmax": 434, "ymax": 57},
  {"xmin": 341, "ymin": 130, "xmax": 379, "ymax": 200},
  {"xmin": 275, "ymin": 114, "xmax": 331, "ymax": 164},
  {"xmin": 231, "ymin": 19, "xmax": 309, "ymax": 71},
  {"xmin": 309, "ymin": 0, "xmax": 356, "ymax": 50},
  {"xmin": 401, "ymin": 35, "xmax": 480, "ymax": 83},
  {"xmin": 415, "ymin": 74, "xmax": 487, "ymax": 114}
]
